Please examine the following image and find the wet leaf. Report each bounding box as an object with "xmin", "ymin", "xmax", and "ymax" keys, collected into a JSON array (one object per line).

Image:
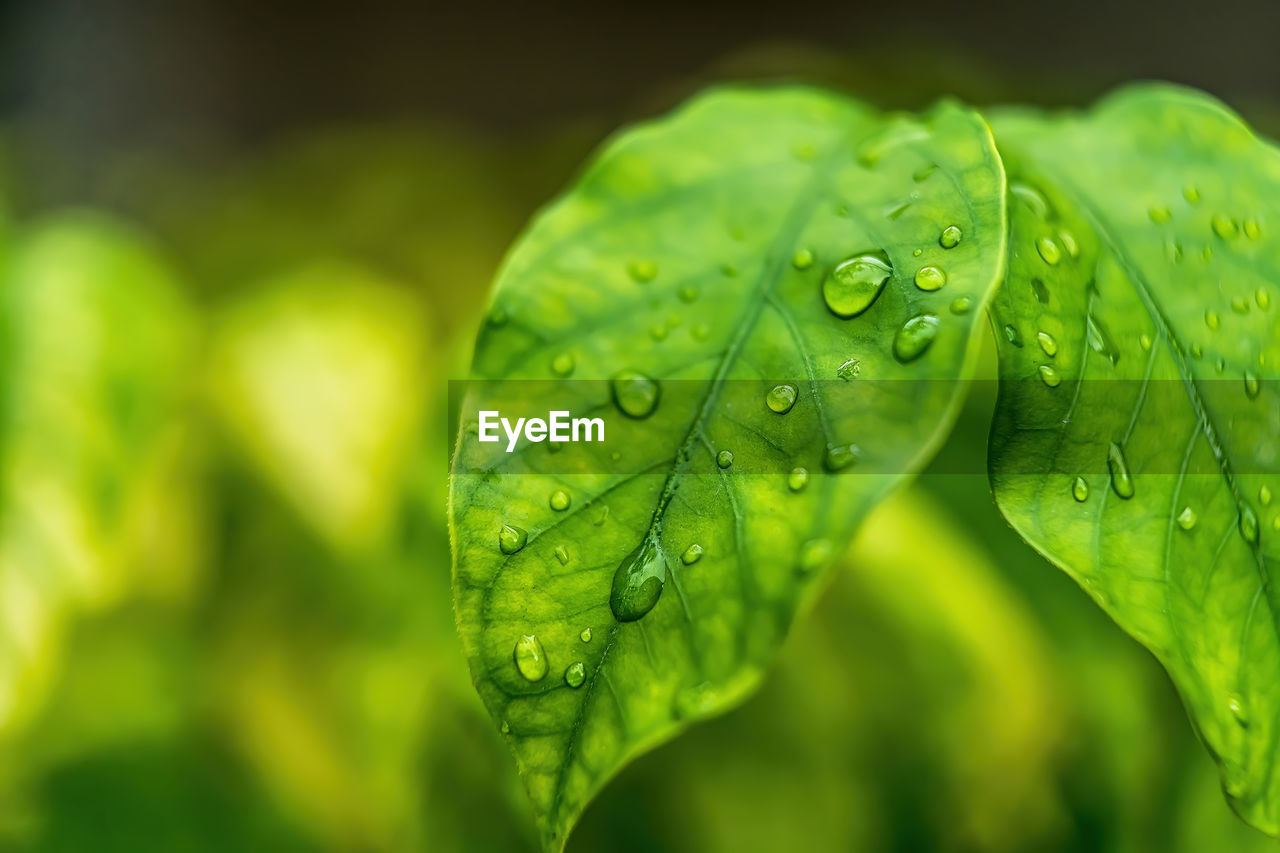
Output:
[
  {"xmin": 988, "ymin": 84, "xmax": 1280, "ymax": 833},
  {"xmin": 451, "ymin": 87, "xmax": 1007, "ymax": 849}
]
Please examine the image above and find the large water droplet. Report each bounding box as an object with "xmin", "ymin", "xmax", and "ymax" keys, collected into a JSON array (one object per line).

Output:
[
  {"xmin": 823, "ymin": 442, "xmax": 860, "ymax": 472},
  {"xmin": 551, "ymin": 351, "xmax": 575, "ymax": 377},
  {"xmin": 766, "ymin": 384, "xmax": 798, "ymax": 414},
  {"xmin": 1244, "ymin": 370, "xmax": 1260, "ymax": 399},
  {"xmin": 822, "ymin": 251, "xmax": 892, "ymax": 318},
  {"xmin": 1037, "ymin": 331, "xmax": 1058, "ymax": 357},
  {"xmin": 611, "ymin": 371, "xmax": 660, "ymax": 419},
  {"xmin": 1177, "ymin": 507, "xmax": 1197, "ymax": 530},
  {"xmin": 580, "ymin": 627, "xmax": 593, "ymax": 643},
  {"xmin": 1107, "ymin": 442, "xmax": 1135, "ymax": 500},
  {"xmin": 609, "ymin": 537, "xmax": 668, "ymax": 622},
  {"xmin": 1058, "ymin": 230, "xmax": 1079, "ymax": 258},
  {"xmin": 949, "ymin": 296, "xmax": 973, "ymax": 315},
  {"xmin": 499, "ymin": 524, "xmax": 527, "ymax": 555},
  {"xmin": 549, "ymin": 490, "xmax": 571, "ymax": 511},
  {"xmin": 792, "ymin": 248, "xmax": 815, "ymax": 270},
  {"xmin": 1072, "ymin": 477, "xmax": 1089, "ymax": 502},
  {"xmin": 717, "ymin": 449, "xmax": 734, "ymax": 469},
  {"xmin": 836, "ymin": 358, "xmax": 861, "ymax": 380},
  {"xmin": 514, "ymin": 634, "xmax": 548, "ymax": 681},
  {"xmin": 1038, "ymin": 364, "xmax": 1062, "ymax": 388},
  {"xmin": 788, "ymin": 467, "xmax": 809, "ymax": 492},
  {"xmin": 1036, "ymin": 237, "xmax": 1061, "ymax": 265},
  {"xmin": 681, "ymin": 543, "xmax": 703, "ymax": 565},
  {"xmin": 627, "ymin": 260, "xmax": 658, "ymax": 283},
  {"xmin": 939, "ymin": 225, "xmax": 962, "ymax": 249},
  {"xmin": 914, "ymin": 265, "xmax": 947, "ymax": 291},
  {"xmin": 564, "ymin": 662, "xmax": 586, "ymax": 688},
  {"xmin": 893, "ymin": 314, "xmax": 940, "ymax": 362}
]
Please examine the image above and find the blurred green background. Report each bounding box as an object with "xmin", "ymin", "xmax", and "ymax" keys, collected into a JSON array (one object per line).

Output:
[{"xmin": 3, "ymin": 3, "xmax": 1280, "ymax": 850}]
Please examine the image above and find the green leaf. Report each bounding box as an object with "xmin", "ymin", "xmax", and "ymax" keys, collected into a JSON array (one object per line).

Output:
[
  {"xmin": 450, "ymin": 86, "xmax": 1007, "ymax": 849},
  {"xmin": 987, "ymin": 84, "xmax": 1280, "ymax": 833}
]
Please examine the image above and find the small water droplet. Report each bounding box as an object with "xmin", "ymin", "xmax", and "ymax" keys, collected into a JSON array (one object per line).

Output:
[
  {"xmin": 798, "ymin": 539, "xmax": 832, "ymax": 573},
  {"xmin": 893, "ymin": 314, "xmax": 941, "ymax": 362},
  {"xmin": 914, "ymin": 265, "xmax": 947, "ymax": 291},
  {"xmin": 551, "ymin": 351, "xmax": 575, "ymax": 376},
  {"xmin": 1086, "ymin": 315, "xmax": 1120, "ymax": 365},
  {"xmin": 627, "ymin": 260, "xmax": 658, "ymax": 283},
  {"xmin": 681, "ymin": 543, "xmax": 703, "ymax": 565},
  {"xmin": 939, "ymin": 225, "xmax": 962, "ymax": 249},
  {"xmin": 611, "ymin": 371, "xmax": 660, "ymax": 418},
  {"xmin": 1260, "ymin": 485, "xmax": 1272, "ymax": 506},
  {"xmin": 885, "ymin": 201, "xmax": 912, "ymax": 220},
  {"xmin": 792, "ymin": 248, "xmax": 815, "ymax": 270},
  {"xmin": 550, "ymin": 490, "xmax": 571, "ymax": 511},
  {"xmin": 691, "ymin": 322, "xmax": 710, "ymax": 341},
  {"xmin": 721, "ymin": 263, "xmax": 738, "ymax": 277},
  {"xmin": 1231, "ymin": 296, "xmax": 1250, "ymax": 315},
  {"xmin": 1038, "ymin": 364, "xmax": 1062, "ymax": 387},
  {"xmin": 554, "ymin": 545, "xmax": 570, "ymax": 565},
  {"xmin": 564, "ymin": 662, "xmax": 586, "ymax": 688},
  {"xmin": 1184, "ymin": 186, "xmax": 1201, "ymax": 204},
  {"xmin": 580, "ymin": 627, "xmax": 593, "ymax": 643},
  {"xmin": 1003, "ymin": 324, "xmax": 1023, "ymax": 348},
  {"xmin": 1240, "ymin": 504, "xmax": 1260, "ymax": 545},
  {"xmin": 609, "ymin": 536, "xmax": 668, "ymax": 621},
  {"xmin": 500, "ymin": 720, "xmax": 510, "ymax": 734},
  {"xmin": 1244, "ymin": 370, "xmax": 1260, "ymax": 399},
  {"xmin": 499, "ymin": 524, "xmax": 528, "ymax": 555},
  {"xmin": 650, "ymin": 324, "xmax": 668, "ymax": 341},
  {"xmin": 1191, "ymin": 344, "xmax": 1203, "ymax": 359},
  {"xmin": 1031, "ymin": 278, "xmax": 1050, "ymax": 304},
  {"xmin": 1058, "ymin": 230, "xmax": 1079, "ymax": 258},
  {"xmin": 1072, "ymin": 477, "xmax": 1089, "ymax": 502},
  {"xmin": 490, "ymin": 307, "xmax": 509, "ymax": 327},
  {"xmin": 788, "ymin": 467, "xmax": 809, "ymax": 492},
  {"xmin": 766, "ymin": 384, "xmax": 798, "ymax": 414},
  {"xmin": 1149, "ymin": 206, "xmax": 1172, "ymax": 223},
  {"xmin": 1244, "ymin": 220, "xmax": 1262, "ymax": 240},
  {"xmin": 1139, "ymin": 333, "xmax": 1153, "ymax": 351},
  {"xmin": 950, "ymin": 296, "xmax": 973, "ymax": 315},
  {"xmin": 717, "ymin": 450, "xmax": 734, "ymax": 469},
  {"xmin": 1212, "ymin": 214, "xmax": 1239, "ymax": 239},
  {"xmin": 678, "ymin": 286, "xmax": 699, "ymax": 304},
  {"xmin": 1201, "ymin": 246, "xmax": 1214, "ymax": 261},
  {"xmin": 836, "ymin": 358, "xmax": 861, "ymax": 380},
  {"xmin": 912, "ymin": 163, "xmax": 938, "ymax": 182},
  {"xmin": 1205, "ymin": 311, "xmax": 1220, "ymax": 330},
  {"xmin": 912, "ymin": 248, "xmax": 923, "ymax": 257},
  {"xmin": 593, "ymin": 505, "xmax": 610, "ymax": 526},
  {"xmin": 823, "ymin": 251, "xmax": 892, "ymax": 318},
  {"xmin": 1229, "ymin": 694, "xmax": 1249, "ymax": 727},
  {"xmin": 1107, "ymin": 441, "xmax": 1135, "ymax": 500},
  {"xmin": 823, "ymin": 442, "xmax": 860, "ymax": 472},
  {"xmin": 1037, "ymin": 331, "xmax": 1058, "ymax": 357},
  {"xmin": 1036, "ymin": 236, "xmax": 1061, "ymax": 265},
  {"xmin": 1011, "ymin": 183, "xmax": 1050, "ymax": 218},
  {"xmin": 1258, "ymin": 289, "xmax": 1272, "ymax": 310},
  {"xmin": 514, "ymin": 634, "xmax": 549, "ymax": 681},
  {"xmin": 1177, "ymin": 507, "xmax": 1197, "ymax": 530},
  {"xmin": 1167, "ymin": 241, "xmax": 1184, "ymax": 263}
]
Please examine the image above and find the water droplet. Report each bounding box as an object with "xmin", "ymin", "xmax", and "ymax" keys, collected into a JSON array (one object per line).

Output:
[
  {"xmin": 593, "ymin": 505, "xmax": 610, "ymax": 526},
  {"xmin": 788, "ymin": 467, "xmax": 809, "ymax": 492},
  {"xmin": 678, "ymin": 286, "xmax": 699, "ymax": 304},
  {"xmin": 792, "ymin": 248, "xmax": 815, "ymax": 270},
  {"xmin": 1031, "ymin": 278, "xmax": 1050, "ymax": 304},
  {"xmin": 1058, "ymin": 230, "xmax": 1079, "ymax": 258},
  {"xmin": 912, "ymin": 163, "xmax": 938, "ymax": 182},
  {"xmin": 721, "ymin": 263, "xmax": 738, "ymax": 277},
  {"xmin": 1190, "ymin": 344, "xmax": 1203, "ymax": 359},
  {"xmin": 1183, "ymin": 186, "xmax": 1201, "ymax": 204},
  {"xmin": 551, "ymin": 351, "xmax": 575, "ymax": 376},
  {"xmin": 1177, "ymin": 507, "xmax": 1197, "ymax": 530},
  {"xmin": 627, "ymin": 260, "xmax": 658, "ymax": 283},
  {"xmin": 691, "ymin": 322, "xmax": 710, "ymax": 341},
  {"xmin": 500, "ymin": 720, "xmax": 510, "ymax": 734},
  {"xmin": 499, "ymin": 524, "xmax": 528, "ymax": 555},
  {"xmin": 1258, "ymin": 289, "xmax": 1272, "ymax": 310},
  {"xmin": 822, "ymin": 251, "xmax": 892, "ymax": 318},
  {"xmin": 1003, "ymin": 324, "xmax": 1023, "ymax": 348},
  {"xmin": 564, "ymin": 662, "xmax": 586, "ymax": 688},
  {"xmin": 1107, "ymin": 442, "xmax": 1135, "ymax": 500},
  {"xmin": 1202, "ymin": 246, "xmax": 1214, "ymax": 261},
  {"xmin": 681, "ymin": 543, "xmax": 703, "ymax": 565},
  {"xmin": 1231, "ymin": 295, "xmax": 1250, "ymax": 315},
  {"xmin": 885, "ymin": 201, "xmax": 911, "ymax": 220},
  {"xmin": 1244, "ymin": 370, "xmax": 1260, "ymax": 399},
  {"xmin": 1036, "ymin": 236, "xmax": 1061, "ymax": 265},
  {"xmin": 1086, "ymin": 315, "xmax": 1120, "ymax": 365},
  {"xmin": 1149, "ymin": 206, "xmax": 1172, "ymax": 223},
  {"xmin": 514, "ymin": 634, "xmax": 548, "ymax": 681},
  {"xmin": 766, "ymin": 384, "xmax": 798, "ymax": 414},
  {"xmin": 893, "ymin": 314, "xmax": 941, "ymax": 363},
  {"xmin": 1037, "ymin": 331, "xmax": 1058, "ymax": 357},
  {"xmin": 1167, "ymin": 241, "xmax": 1184, "ymax": 263},
  {"xmin": 1260, "ymin": 485, "xmax": 1272, "ymax": 506},
  {"xmin": 1205, "ymin": 311, "xmax": 1220, "ymax": 330},
  {"xmin": 1010, "ymin": 183, "xmax": 1050, "ymax": 218},
  {"xmin": 914, "ymin": 265, "xmax": 947, "ymax": 291},
  {"xmin": 1212, "ymin": 214, "xmax": 1239, "ymax": 239},
  {"xmin": 1072, "ymin": 477, "xmax": 1089, "ymax": 502},
  {"xmin": 1244, "ymin": 220, "xmax": 1262, "ymax": 240},
  {"xmin": 798, "ymin": 539, "xmax": 832, "ymax": 573},
  {"xmin": 580, "ymin": 627, "xmax": 593, "ymax": 643},
  {"xmin": 939, "ymin": 225, "xmax": 962, "ymax": 249},
  {"xmin": 950, "ymin": 296, "xmax": 973, "ymax": 315},
  {"xmin": 717, "ymin": 450, "xmax": 734, "ymax": 469},
  {"xmin": 1229, "ymin": 694, "xmax": 1249, "ymax": 727},
  {"xmin": 611, "ymin": 371, "xmax": 660, "ymax": 418},
  {"xmin": 1139, "ymin": 333, "xmax": 1153, "ymax": 351},
  {"xmin": 548, "ymin": 440, "xmax": 565, "ymax": 454},
  {"xmin": 1215, "ymin": 358, "xmax": 1226, "ymax": 374},
  {"xmin": 550, "ymin": 490, "xmax": 571, "ymax": 511},
  {"xmin": 650, "ymin": 324, "xmax": 668, "ymax": 341},
  {"xmin": 1038, "ymin": 364, "xmax": 1062, "ymax": 388},
  {"xmin": 912, "ymin": 248, "xmax": 923, "ymax": 257},
  {"xmin": 609, "ymin": 536, "xmax": 668, "ymax": 621},
  {"xmin": 490, "ymin": 307, "xmax": 509, "ymax": 327},
  {"xmin": 823, "ymin": 442, "xmax": 860, "ymax": 472},
  {"xmin": 836, "ymin": 358, "xmax": 861, "ymax": 380},
  {"xmin": 1240, "ymin": 504, "xmax": 1260, "ymax": 545},
  {"xmin": 554, "ymin": 544, "xmax": 570, "ymax": 565}
]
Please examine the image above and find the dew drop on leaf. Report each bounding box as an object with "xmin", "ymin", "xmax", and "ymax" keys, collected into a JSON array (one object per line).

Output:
[
  {"xmin": 691, "ymin": 322, "xmax": 710, "ymax": 341},
  {"xmin": 1240, "ymin": 503, "xmax": 1260, "ymax": 545},
  {"xmin": 1244, "ymin": 219, "xmax": 1262, "ymax": 240},
  {"xmin": 914, "ymin": 265, "xmax": 947, "ymax": 291},
  {"xmin": 1010, "ymin": 182, "xmax": 1050, "ymax": 218},
  {"xmin": 797, "ymin": 539, "xmax": 833, "ymax": 573},
  {"xmin": 792, "ymin": 248, "xmax": 815, "ymax": 270},
  {"xmin": 1139, "ymin": 333, "xmax": 1153, "ymax": 351},
  {"xmin": 1031, "ymin": 278, "xmax": 1050, "ymax": 304},
  {"xmin": 823, "ymin": 442, "xmax": 860, "ymax": 472},
  {"xmin": 627, "ymin": 260, "xmax": 658, "ymax": 283},
  {"xmin": 822, "ymin": 251, "xmax": 892, "ymax": 318},
  {"xmin": 1149, "ymin": 206, "xmax": 1172, "ymax": 223},
  {"xmin": 1038, "ymin": 364, "xmax": 1062, "ymax": 388},
  {"xmin": 1107, "ymin": 441, "xmax": 1135, "ymax": 500},
  {"xmin": 551, "ymin": 351, "xmax": 576, "ymax": 377},
  {"xmin": 836, "ymin": 358, "xmax": 861, "ymax": 380},
  {"xmin": 1036, "ymin": 236, "xmax": 1061, "ymax": 265},
  {"xmin": 580, "ymin": 627, "xmax": 592, "ymax": 643},
  {"xmin": 1003, "ymin": 324, "xmax": 1023, "ymax": 347},
  {"xmin": 1244, "ymin": 370, "xmax": 1260, "ymax": 399},
  {"xmin": 609, "ymin": 536, "xmax": 668, "ymax": 622},
  {"xmin": 1211, "ymin": 214, "xmax": 1239, "ymax": 239},
  {"xmin": 611, "ymin": 370, "xmax": 660, "ymax": 418},
  {"xmin": 716, "ymin": 449, "xmax": 734, "ymax": 468},
  {"xmin": 766, "ymin": 384, "xmax": 798, "ymax": 414},
  {"xmin": 681, "ymin": 543, "xmax": 703, "ymax": 565},
  {"xmin": 1037, "ymin": 331, "xmax": 1058, "ymax": 357},
  {"xmin": 499, "ymin": 524, "xmax": 528, "ymax": 555},
  {"xmin": 788, "ymin": 467, "xmax": 809, "ymax": 492},
  {"xmin": 1072, "ymin": 477, "xmax": 1089, "ymax": 502},
  {"xmin": 564, "ymin": 662, "xmax": 586, "ymax": 689},
  {"xmin": 514, "ymin": 634, "xmax": 549, "ymax": 682},
  {"xmin": 1086, "ymin": 315, "xmax": 1120, "ymax": 365},
  {"xmin": 1260, "ymin": 485, "xmax": 1272, "ymax": 506},
  {"xmin": 893, "ymin": 313, "xmax": 941, "ymax": 363},
  {"xmin": 1058, "ymin": 230, "xmax": 1079, "ymax": 258},
  {"xmin": 939, "ymin": 225, "xmax": 962, "ymax": 248},
  {"xmin": 1231, "ymin": 296, "xmax": 1250, "ymax": 314},
  {"xmin": 678, "ymin": 286, "xmax": 699, "ymax": 304},
  {"xmin": 949, "ymin": 296, "xmax": 973, "ymax": 315},
  {"xmin": 554, "ymin": 545, "xmax": 570, "ymax": 565},
  {"xmin": 1177, "ymin": 507, "xmax": 1198, "ymax": 530},
  {"xmin": 1205, "ymin": 310, "xmax": 1220, "ymax": 330},
  {"xmin": 549, "ymin": 490, "xmax": 571, "ymax": 512},
  {"xmin": 1184, "ymin": 185, "xmax": 1201, "ymax": 203}
]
